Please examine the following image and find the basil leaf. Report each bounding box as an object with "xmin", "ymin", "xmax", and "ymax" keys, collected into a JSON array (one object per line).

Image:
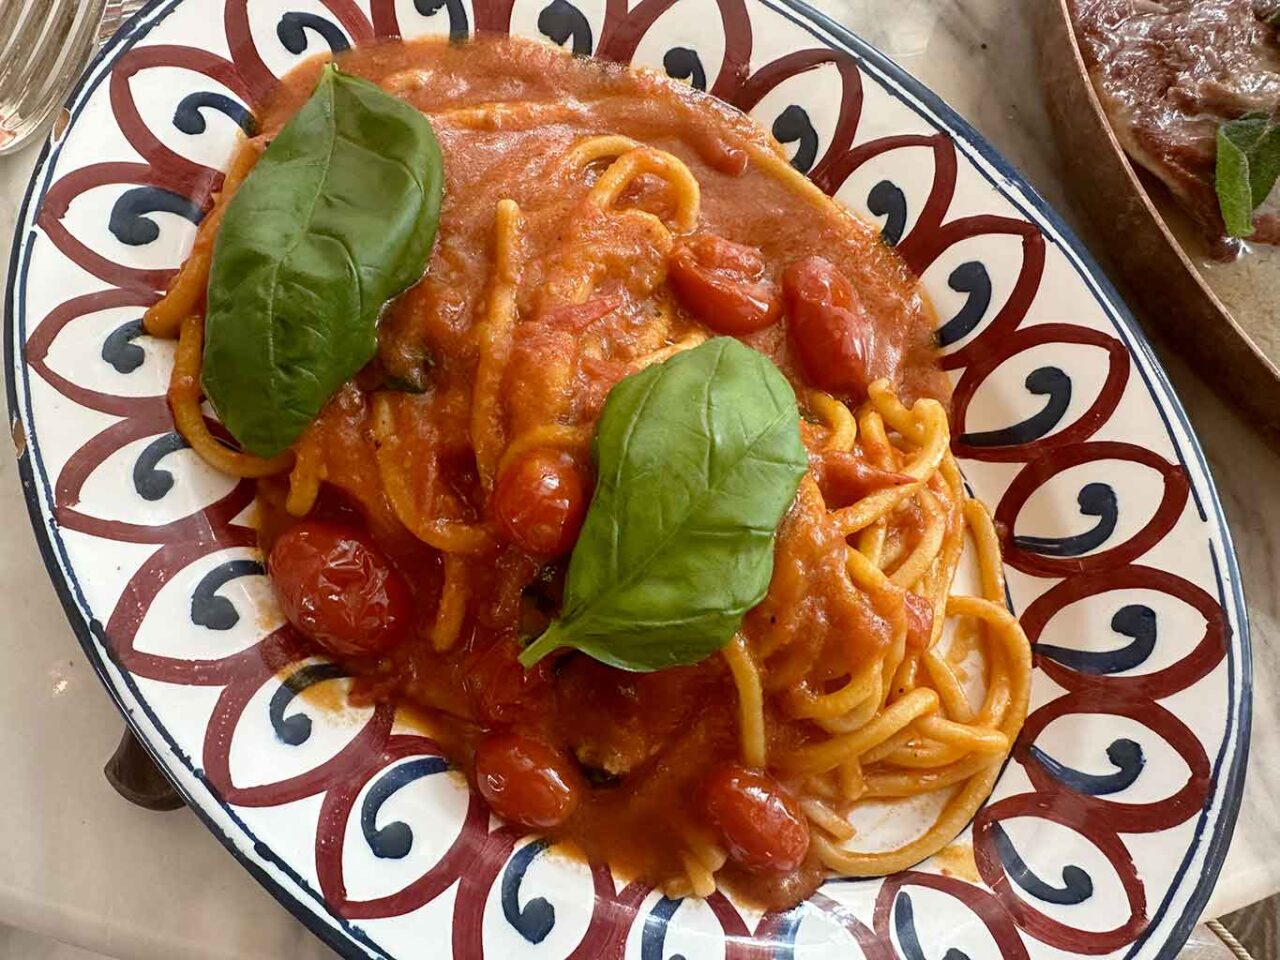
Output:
[
  {"xmin": 203, "ymin": 64, "xmax": 443, "ymax": 457},
  {"xmin": 519, "ymin": 338, "xmax": 807, "ymax": 672},
  {"xmin": 1215, "ymin": 113, "xmax": 1280, "ymax": 238}
]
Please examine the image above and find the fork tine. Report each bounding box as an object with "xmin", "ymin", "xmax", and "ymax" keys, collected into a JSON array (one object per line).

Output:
[
  {"xmin": 0, "ymin": 1, "xmax": 47, "ymax": 82},
  {"xmin": 0, "ymin": 0, "xmax": 58, "ymax": 96},
  {"xmin": 39, "ymin": 1, "xmax": 107, "ymax": 101},
  {"xmin": 0, "ymin": 0, "xmax": 167, "ymax": 156},
  {"xmin": 0, "ymin": 0, "xmax": 107, "ymax": 154},
  {"xmin": 13, "ymin": 3, "xmax": 99, "ymax": 111},
  {"xmin": 0, "ymin": 2, "xmax": 32, "ymax": 67},
  {"xmin": 0, "ymin": 0, "xmax": 78, "ymax": 110}
]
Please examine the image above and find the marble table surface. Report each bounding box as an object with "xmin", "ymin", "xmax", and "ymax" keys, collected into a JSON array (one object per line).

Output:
[{"xmin": 0, "ymin": 0, "xmax": 1277, "ymax": 957}]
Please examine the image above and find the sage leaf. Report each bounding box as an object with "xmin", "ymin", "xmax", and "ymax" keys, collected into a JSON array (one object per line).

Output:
[{"xmin": 1216, "ymin": 112, "xmax": 1280, "ymax": 238}]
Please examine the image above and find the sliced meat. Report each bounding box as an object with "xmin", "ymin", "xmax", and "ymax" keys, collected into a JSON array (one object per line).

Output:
[{"xmin": 1070, "ymin": 0, "xmax": 1280, "ymax": 249}]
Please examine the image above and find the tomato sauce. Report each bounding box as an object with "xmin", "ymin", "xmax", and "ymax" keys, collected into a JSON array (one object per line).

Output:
[{"xmin": 254, "ymin": 36, "xmax": 947, "ymax": 908}]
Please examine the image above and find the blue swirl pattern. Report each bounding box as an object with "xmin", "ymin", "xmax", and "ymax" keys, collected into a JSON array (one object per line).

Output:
[
  {"xmin": 663, "ymin": 47, "xmax": 707, "ymax": 91},
  {"xmin": 539, "ymin": 0, "xmax": 592, "ymax": 54},
  {"xmin": 501, "ymin": 839, "xmax": 558, "ymax": 943},
  {"xmin": 132, "ymin": 431, "xmax": 189, "ymax": 501},
  {"xmin": 109, "ymin": 187, "xmax": 204, "ymax": 246},
  {"xmin": 269, "ymin": 663, "xmax": 349, "ymax": 746},
  {"xmin": 415, "ymin": 0, "xmax": 469, "ymax": 40},
  {"xmin": 173, "ymin": 91, "xmax": 255, "ymax": 136},
  {"xmin": 867, "ymin": 179, "xmax": 907, "ymax": 245},
  {"xmin": 773, "ymin": 105, "xmax": 818, "ymax": 174},
  {"xmin": 1038, "ymin": 604, "xmax": 1157, "ymax": 675},
  {"xmin": 894, "ymin": 892, "xmax": 971, "ymax": 960},
  {"xmin": 361, "ymin": 757, "xmax": 449, "ymax": 859},
  {"xmin": 960, "ymin": 367, "xmax": 1072, "ymax": 447},
  {"xmin": 990, "ymin": 824, "xmax": 1094, "ymax": 906},
  {"xmin": 935, "ymin": 261, "xmax": 991, "ymax": 346},
  {"xmin": 101, "ymin": 318, "xmax": 146, "ymax": 374},
  {"xmin": 277, "ymin": 11, "xmax": 350, "ymax": 54},
  {"xmin": 1014, "ymin": 482, "xmax": 1118, "ymax": 557},
  {"xmin": 190, "ymin": 558, "xmax": 266, "ymax": 630},
  {"xmin": 640, "ymin": 896, "xmax": 687, "ymax": 960}
]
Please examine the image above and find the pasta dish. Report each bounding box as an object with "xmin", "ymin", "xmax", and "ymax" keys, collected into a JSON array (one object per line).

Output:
[{"xmin": 144, "ymin": 36, "xmax": 1031, "ymax": 909}]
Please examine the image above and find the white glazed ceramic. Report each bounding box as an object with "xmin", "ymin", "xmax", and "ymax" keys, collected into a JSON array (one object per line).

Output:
[{"xmin": 4, "ymin": 1, "xmax": 1251, "ymax": 957}]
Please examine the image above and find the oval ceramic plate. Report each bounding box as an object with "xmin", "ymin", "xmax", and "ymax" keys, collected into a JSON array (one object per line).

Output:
[{"xmin": 3, "ymin": 1, "xmax": 1251, "ymax": 958}]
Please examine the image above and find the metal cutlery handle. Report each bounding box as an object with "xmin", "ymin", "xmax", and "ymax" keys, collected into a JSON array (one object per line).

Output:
[{"xmin": 0, "ymin": 0, "xmax": 147, "ymax": 156}]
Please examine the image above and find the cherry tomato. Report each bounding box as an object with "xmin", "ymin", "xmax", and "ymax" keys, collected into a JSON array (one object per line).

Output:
[
  {"xmin": 538, "ymin": 294, "xmax": 624, "ymax": 331},
  {"xmin": 812, "ymin": 449, "xmax": 913, "ymax": 508},
  {"xmin": 268, "ymin": 520, "xmax": 413, "ymax": 658},
  {"xmin": 702, "ymin": 764, "xmax": 810, "ymax": 871},
  {"xmin": 782, "ymin": 256, "xmax": 873, "ymax": 395},
  {"xmin": 668, "ymin": 234, "xmax": 782, "ymax": 335},
  {"xmin": 474, "ymin": 733, "xmax": 583, "ymax": 829},
  {"xmin": 465, "ymin": 638, "xmax": 553, "ymax": 725},
  {"xmin": 903, "ymin": 591, "xmax": 935, "ymax": 651},
  {"xmin": 493, "ymin": 449, "xmax": 590, "ymax": 557}
]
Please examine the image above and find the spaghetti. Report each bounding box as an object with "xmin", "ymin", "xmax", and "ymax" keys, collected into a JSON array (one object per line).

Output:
[{"xmin": 148, "ymin": 35, "xmax": 1031, "ymax": 910}]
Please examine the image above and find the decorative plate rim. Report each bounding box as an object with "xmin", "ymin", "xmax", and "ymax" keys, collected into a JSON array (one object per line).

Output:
[
  {"xmin": 3, "ymin": 1, "xmax": 1252, "ymax": 957},
  {"xmin": 777, "ymin": 11, "xmax": 1252, "ymax": 960}
]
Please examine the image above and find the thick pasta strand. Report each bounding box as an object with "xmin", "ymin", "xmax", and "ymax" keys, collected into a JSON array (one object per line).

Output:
[
  {"xmin": 813, "ymin": 759, "xmax": 1004, "ymax": 876},
  {"xmin": 830, "ymin": 401, "xmax": 948, "ymax": 536},
  {"xmin": 723, "ymin": 634, "xmax": 767, "ymax": 768},
  {"xmin": 631, "ymin": 331, "xmax": 708, "ymax": 370},
  {"xmin": 496, "ymin": 424, "xmax": 593, "ymax": 477},
  {"xmin": 815, "ymin": 675, "xmax": 884, "ymax": 734},
  {"xmin": 783, "ymin": 687, "xmax": 940, "ymax": 776},
  {"xmin": 789, "ymin": 657, "xmax": 881, "ymax": 720},
  {"xmin": 168, "ymin": 315, "xmax": 292, "ymax": 478},
  {"xmin": 802, "ymin": 798, "xmax": 856, "ymax": 841},
  {"xmin": 923, "ymin": 650, "xmax": 975, "ymax": 723},
  {"xmin": 754, "ymin": 376, "xmax": 1030, "ymax": 889},
  {"xmin": 964, "ymin": 497, "xmax": 1007, "ymax": 604},
  {"xmin": 432, "ymin": 554, "xmax": 469, "ymax": 652},
  {"xmin": 144, "ymin": 137, "xmax": 266, "ymax": 339},
  {"xmin": 808, "ymin": 390, "xmax": 857, "ymax": 452},
  {"xmin": 889, "ymin": 487, "xmax": 945, "ymax": 588},
  {"xmin": 567, "ymin": 134, "xmax": 640, "ymax": 166},
  {"xmin": 679, "ymin": 851, "xmax": 717, "ymax": 898},
  {"xmin": 286, "ymin": 432, "xmax": 325, "ymax": 517},
  {"xmin": 372, "ymin": 395, "xmax": 495, "ymax": 555},
  {"xmin": 584, "ymin": 143, "xmax": 701, "ymax": 233},
  {"xmin": 471, "ymin": 199, "xmax": 525, "ymax": 490}
]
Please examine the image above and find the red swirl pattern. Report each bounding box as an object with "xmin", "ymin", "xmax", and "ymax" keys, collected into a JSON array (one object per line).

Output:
[{"xmin": 11, "ymin": 0, "xmax": 1242, "ymax": 957}]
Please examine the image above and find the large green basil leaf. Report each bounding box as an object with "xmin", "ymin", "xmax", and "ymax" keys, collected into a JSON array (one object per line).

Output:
[
  {"xmin": 203, "ymin": 64, "xmax": 443, "ymax": 457},
  {"xmin": 519, "ymin": 337, "xmax": 807, "ymax": 672}
]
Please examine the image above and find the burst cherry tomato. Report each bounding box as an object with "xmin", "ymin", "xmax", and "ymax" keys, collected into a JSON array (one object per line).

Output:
[
  {"xmin": 474, "ymin": 733, "xmax": 583, "ymax": 829},
  {"xmin": 812, "ymin": 449, "xmax": 913, "ymax": 508},
  {"xmin": 702, "ymin": 764, "xmax": 810, "ymax": 871},
  {"xmin": 493, "ymin": 449, "xmax": 590, "ymax": 557},
  {"xmin": 465, "ymin": 638, "xmax": 553, "ymax": 725},
  {"xmin": 782, "ymin": 256, "xmax": 873, "ymax": 395},
  {"xmin": 538, "ymin": 294, "xmax": 624, "ymax": 331},
  {"xmin": 668, "ymin": 234, "xmax": 782, "ymax": 334},
  {"xmin": 268, "ymin": 520, "xmax": 413, "ymax": 658}
]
